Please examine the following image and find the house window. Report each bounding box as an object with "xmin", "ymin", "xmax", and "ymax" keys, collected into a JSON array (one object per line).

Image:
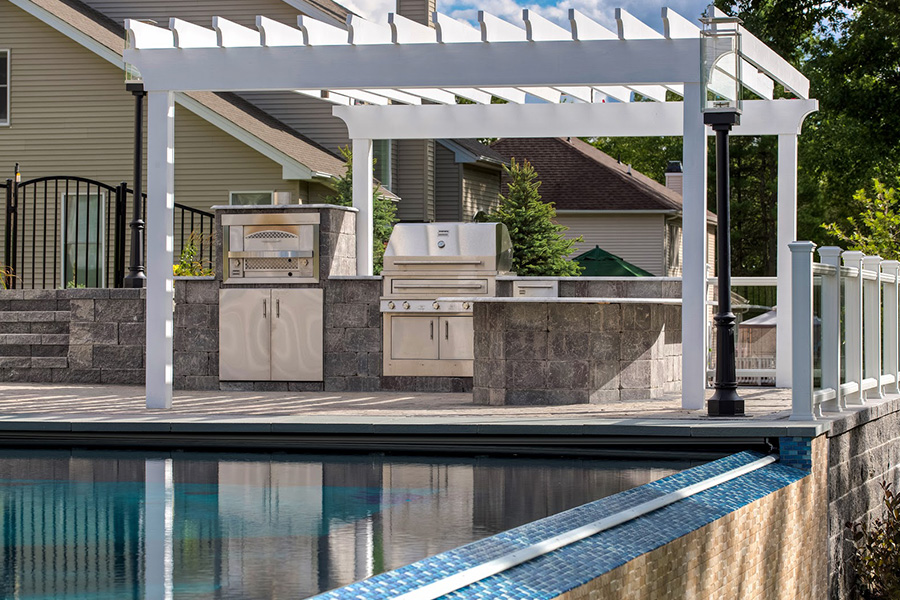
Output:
[
  {"xmin": 61, "ymin": 192, "xmax": 106, "ymax": 288},
  {"xmin": 373, "ymin": 139, "xmax": 392, "ymax": 189},
  {"xmin": 230, "ymin": 191, "xmax": 273, "ymax": 205},
  {"xmin": 0, "ymin": 50, "xmax": 9, "ymax": 126}
]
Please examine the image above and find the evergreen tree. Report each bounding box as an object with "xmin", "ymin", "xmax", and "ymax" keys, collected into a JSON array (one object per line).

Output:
[
  {"xmin": 483, "ymin": 159, "xmax": 582, "ymax": 276},
  {"xmin": 326, "ymin": 146, "xmax": 397, "ymax": 274}
]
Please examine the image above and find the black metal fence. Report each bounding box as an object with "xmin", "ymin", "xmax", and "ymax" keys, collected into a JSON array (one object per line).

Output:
[{"xmin": 2, "ymin": 175, "xmax": 214, "ymax": 289}]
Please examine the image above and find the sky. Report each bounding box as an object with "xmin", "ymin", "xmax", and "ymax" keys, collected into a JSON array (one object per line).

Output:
[{"xmin": 342, "ymin": 0, "xmax": 712, "ymax": 34}]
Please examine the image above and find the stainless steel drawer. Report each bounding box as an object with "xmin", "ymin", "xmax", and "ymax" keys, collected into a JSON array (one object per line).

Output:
[{"xmin": 390, "ymin": 279, "xmax": 489, "ymax": 296}]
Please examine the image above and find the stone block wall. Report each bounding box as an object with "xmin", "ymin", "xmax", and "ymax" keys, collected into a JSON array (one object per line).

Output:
[
  {"xmin": 496, "ymin": 277, "xmax": 682, "ymax": 299},
  {"xmin": 826, "ymin": 398, "xmax": 900, "ymax": 599},
  {"xmin": 553, "ymin": 436, "xmax": 828, "ymax": 600},
  {"xmin": 323, "ymin": 277, "xmax": 383, "ymax": 392},
  {"xmin": 472, "ymin": 300, "xmax": 681, "ymax": 406}
]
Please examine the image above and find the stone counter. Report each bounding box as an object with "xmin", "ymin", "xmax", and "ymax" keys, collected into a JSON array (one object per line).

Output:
[{"xmin": 470, "ymin": 298, "xmax": 682, "ymax": 406}]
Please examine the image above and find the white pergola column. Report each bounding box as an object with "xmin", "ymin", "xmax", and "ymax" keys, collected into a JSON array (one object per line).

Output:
[
  {"xmin": 144, "ymin": 458, "xmax": 174, "ymax": 600},
  {"xmin": 681, "ymin": 83, "xmax": 709, "ymax": 409},
  {"xmin": 146, "ymin": 90, "xmax": 175, "ymax": 409},
  {"xmin": 352, "ymin": 138, "xmax": 373, "ymax": 276},
  {"xmin": 776, "ymin": 133, "xmax": 798, "ymax": 387}
]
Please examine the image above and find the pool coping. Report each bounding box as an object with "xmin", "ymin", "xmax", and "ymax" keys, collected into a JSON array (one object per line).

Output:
[{"xmin": 306, "ymin": 450, "xmax": 809, "ymax": 600}]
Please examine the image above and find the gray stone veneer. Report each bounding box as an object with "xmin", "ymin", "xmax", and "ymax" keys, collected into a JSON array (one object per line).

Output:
[
  {"xmin": 472, "ymin": 300, "xmax": 682, "ymax": 405},
  {"xmin": 827, "ymin": 399, "xmax": 900, "ymax": 599}
]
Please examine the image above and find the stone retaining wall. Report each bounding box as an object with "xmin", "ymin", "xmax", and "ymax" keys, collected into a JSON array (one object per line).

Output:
[
  {"xmin": 472, "ymin": 300, "xmax": 682, "ymax": 405},
  {"xmin": 826, "ymin": 397, "xmax": 900, "ymax": 599}
]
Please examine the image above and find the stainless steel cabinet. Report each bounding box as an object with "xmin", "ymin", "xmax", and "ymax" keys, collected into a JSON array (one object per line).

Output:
[
  {"xmin": 220, "ymin": 288, "xmax": 323, "ymax": 381},
  {"xmin": 387, "ymin": 315, "xmax": 473, "ymax": 365}
]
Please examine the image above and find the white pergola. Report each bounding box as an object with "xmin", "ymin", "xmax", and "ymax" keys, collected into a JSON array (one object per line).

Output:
[{"xmin": 123, "ymin": 6, "xmax": 816, "ymax": 410}]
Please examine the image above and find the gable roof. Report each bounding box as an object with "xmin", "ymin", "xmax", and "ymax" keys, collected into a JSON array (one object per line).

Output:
[
  {"xmin": 15, "ymin": 0, "xmax": 348, "ymax": 181},
  {"xmin": 490, "ymin": 137, "xmax": 686, "ymax": 212},
  {"xmin": 438, "ymin": 139, "xmax": 508, "ymax": 167}
]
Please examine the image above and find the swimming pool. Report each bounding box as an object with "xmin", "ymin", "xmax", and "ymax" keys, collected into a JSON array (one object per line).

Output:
[{"xmin": 0, "ymin": 449, "xmax": 697, "ymax": 599}]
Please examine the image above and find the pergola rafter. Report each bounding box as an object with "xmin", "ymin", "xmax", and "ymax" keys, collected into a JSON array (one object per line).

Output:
[{"xmin": 123, "ymin": 6, "xmax": 816, "ymax": 412}]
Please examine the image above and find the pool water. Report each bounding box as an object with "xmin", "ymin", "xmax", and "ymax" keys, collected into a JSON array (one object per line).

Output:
[{"xmin": 0, "ymin": 449, "xmax": 694, "ymax": 599}]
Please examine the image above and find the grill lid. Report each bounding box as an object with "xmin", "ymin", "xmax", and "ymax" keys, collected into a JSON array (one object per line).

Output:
[{"xmin": 383, "ymin": 223, "xmax": 513, "ymax": 273}]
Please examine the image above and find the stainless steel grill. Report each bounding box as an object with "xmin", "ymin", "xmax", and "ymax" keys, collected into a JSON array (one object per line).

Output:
[{"xmin": 381, "ymin": 223, "xmax": 513, "ymax": 377}]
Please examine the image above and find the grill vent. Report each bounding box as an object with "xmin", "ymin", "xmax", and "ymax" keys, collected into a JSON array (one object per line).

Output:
[
  {"xmin": 244, "ymin": 258, "xmax": 296, "ymax": 270},
  {"xmin": 246, "ymin": 230, "xmax": 297, "ymax": 240}
]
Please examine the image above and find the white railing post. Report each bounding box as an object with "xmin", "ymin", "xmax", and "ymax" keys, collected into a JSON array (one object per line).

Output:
[
  {"xmin": 818, "ymin": 246, "xmax": 843, "ymax": 411},
  {"xmin": 790, "ymin": 241, "xmax": 816, "ymax": 420},
  {"xmin": 863, "ymin": 255, "xmax": 883, "ymax": 400},
  {"xmin": 843, "ymin": 251, "xmax": 865, "ymax": 406},
  {"xmin": 882, "ymin": 260, "xmax": 900, "ymax": 394}
]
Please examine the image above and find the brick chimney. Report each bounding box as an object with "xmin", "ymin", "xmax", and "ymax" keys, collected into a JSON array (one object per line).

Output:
[
  {"xmin": 396, "ymin": 0, "xmax": 436, "ymax": 27},
  {"xmin": 665, "ymin": 160, "xmax": 683, "ymax": 196}
]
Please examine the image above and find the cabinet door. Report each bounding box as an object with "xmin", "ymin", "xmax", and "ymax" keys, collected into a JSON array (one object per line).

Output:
[
  {"xmin": 271, "ymin": 288, "xmax": 323, "ymax": 381},
  {"xmin": 390, "ymin": 316, "xmax": 439, "ymax": 360},
  {"xmin": 219, "ymin": 289, "xmax": 271, "ymax": 381},
  {"xmin": 439, "ymin": 316, "xmax": 474, "ymax": 360}
]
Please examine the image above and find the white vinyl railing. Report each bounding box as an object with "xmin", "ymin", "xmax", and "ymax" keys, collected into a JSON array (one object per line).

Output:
[{"xmin": 790, "ymin": 243, "xmax": 900, "ymax": 420}]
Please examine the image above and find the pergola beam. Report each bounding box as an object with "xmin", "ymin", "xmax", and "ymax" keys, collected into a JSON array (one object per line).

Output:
[
  {"xmin": 124, "ymin": 39, "xmax": 701, "ymax": 92},
  {"xmin": 333, "ymin": 99, "xmax": 819, "ymax": 140}
]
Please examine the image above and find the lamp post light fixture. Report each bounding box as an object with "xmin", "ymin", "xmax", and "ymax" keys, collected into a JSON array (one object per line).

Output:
[
  {"xmin": 124, "ymin": 55, "xmax": 147, "ymax": 288},
  {"xmin": 702, "ymin": 6, "xmax": 744, "ymax": 416}
]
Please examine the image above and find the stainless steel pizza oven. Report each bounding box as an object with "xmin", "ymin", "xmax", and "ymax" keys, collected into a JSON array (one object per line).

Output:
[
  {"xmin": 381, "ymin": 223, "xmax": 512, "ymax": 377},
  {"xmin": 222, "ymin": 213, "xmax": 319, "ymax": 284}
]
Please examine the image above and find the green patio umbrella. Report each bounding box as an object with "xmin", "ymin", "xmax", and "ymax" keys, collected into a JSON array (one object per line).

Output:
[{"xmin": 572, "ymin": 246, "xmax": 655, "ymax": 277}]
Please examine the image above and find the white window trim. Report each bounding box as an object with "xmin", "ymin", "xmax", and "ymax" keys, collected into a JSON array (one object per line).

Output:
[
  {"xmin": 59, "ymin": 191, "xmax": 108, "ymax": 289},
  {"xmin": 0, "ymin": 49, "xmax": 9, "ymax": 126},
  {"xmin": 229, "ymin": 190, "xmax": 274, "ymax": 205}
]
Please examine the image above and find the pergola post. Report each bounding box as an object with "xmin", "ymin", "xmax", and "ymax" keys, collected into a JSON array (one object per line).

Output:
[
  {"xmin": 352, "ymin": 138, "xmax": 374, "ymax": 276},
  {"xmin": 776, "ymin": 133, "xmax": 798, "ymax": 387},
  {"xmin": 681, "ymin": 83, "xmax": 709, "ymax": 409},
  {"xmin": 146, "ymin": 90, "xmax": 175, "ymax": 409}
]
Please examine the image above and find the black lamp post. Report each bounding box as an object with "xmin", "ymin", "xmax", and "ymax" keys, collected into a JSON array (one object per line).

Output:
[
  {"xmin": 124, "ymin": 80, "xmax": 146, "ymax": 288},
  {"xmin": 702, "ymin": 8, "xmax": 744, "ymax": 416}
]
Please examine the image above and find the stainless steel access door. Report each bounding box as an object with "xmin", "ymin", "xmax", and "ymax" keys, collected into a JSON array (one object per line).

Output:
[
  {"xmin": 270, "ymin": 288, "xmax": 323, "ymax": 381},
  {"xmin": 438, "ymin": 316, "xmax": 474, "ymax": 360},
  {"xmin": 219, "ymin": 288, "xmax": 270, "ymax": 381}
]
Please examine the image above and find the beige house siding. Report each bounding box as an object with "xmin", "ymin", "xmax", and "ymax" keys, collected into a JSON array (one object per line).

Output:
[
  {"xmin": 395, "ymin": 0, "xmax": 435, "ymax": 26},
  {"xmin": 434, "ymin": 144, "xmax": 461, "ymax": 221},
  {"xmin": 665, "ymin": 217, "xmax": 683, "ymax": 277},
  {"xmin": 554, "ymin": 213, "xmax": 667, "ymax": 276},
  {"xmin": 461, "ymin": 164, "xmax": 499, "ymax": 221},
  {"xmin": 0, "ymin": 2, "xmax": 304, "ymax": 287},
  {"xmin": 79, "ymin": 0, "xmax": 303, "ymax": 29},
  {"xmin": 394, "ymin": 139, "xmax": 435, "ymax": 222},
  {"xmin": 236, "ymin": 92, "xmax": 350, "ymax": 155}
]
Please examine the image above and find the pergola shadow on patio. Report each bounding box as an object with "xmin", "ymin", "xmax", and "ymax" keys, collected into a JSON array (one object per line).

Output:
[{"xmin": 123, "ymin": 5, "xmax": 816, "ymax": 410}]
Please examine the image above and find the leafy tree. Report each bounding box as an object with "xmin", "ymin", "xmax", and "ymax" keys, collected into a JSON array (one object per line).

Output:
[
  {"xmin": 823, "ymin": 180, "xmax": 900, "ymax": 259},
  {"xmin": 326, "ymin": 146, "xmax": 397, "ymax": 274},
  {"xmin": 482, "ymin": 158, "xmax": 582, "ymax": 276}
]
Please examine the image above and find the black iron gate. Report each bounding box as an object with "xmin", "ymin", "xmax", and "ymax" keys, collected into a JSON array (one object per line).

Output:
[{"xmin": 3, "ymin": 173, "xmax": 214, "ymax": 290}]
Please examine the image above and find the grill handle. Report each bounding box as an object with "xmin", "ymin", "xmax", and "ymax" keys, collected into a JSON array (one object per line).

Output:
[
  {"xmin": 276, "ymin": 298, "xmax": 280, "ymax": 318},
  {"xmin": 430, "ymin": 320, "xmax": 434, "ymax": 340},
  {"xmin": 263, "ymin": 299, "xmax": 267, "ymax": 319},
  {"xmin": 392, "ymin": 260, "xmax": 484, "ymax": 265},
  {"xmin": 445, "ymin": 320, "xmax": 449, "ymax": 340},
  {"xmin": 393, "ymin": 283, "xmax": 485, "ymax": 290}
]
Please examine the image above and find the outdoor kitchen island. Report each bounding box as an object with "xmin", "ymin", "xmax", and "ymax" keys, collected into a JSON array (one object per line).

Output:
[{"xmin": 464, "ymin": 297, "xmax": 683, "ymax": 405}]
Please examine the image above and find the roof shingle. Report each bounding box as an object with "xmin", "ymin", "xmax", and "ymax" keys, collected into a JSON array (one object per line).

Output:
[{"xmin": 490, "ymin": 137, "xmax": 684, "ymax": 212}]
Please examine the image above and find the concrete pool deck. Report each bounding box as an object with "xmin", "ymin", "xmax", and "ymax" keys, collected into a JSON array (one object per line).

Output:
[{"xmin": 0, "ymin": 383, "xmax": 889, "ymax": 445}]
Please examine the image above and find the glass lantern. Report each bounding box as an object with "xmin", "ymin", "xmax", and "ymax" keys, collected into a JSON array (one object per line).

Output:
[{"xmin": 700, "ymin": 9, "xmax": 743, "ymax": 114}]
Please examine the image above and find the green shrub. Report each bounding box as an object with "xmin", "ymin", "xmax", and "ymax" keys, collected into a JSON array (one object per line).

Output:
[
  {"xmin": 480, "ymin": 158, "xmax": 582, "ymax": 276},
  {"xmin": 846, "ymin": 480, "xmax": 900, "ymax": 599},
  {"xmin": 173, "ymin": 232, "xmax": 214, "ymax": 277}
]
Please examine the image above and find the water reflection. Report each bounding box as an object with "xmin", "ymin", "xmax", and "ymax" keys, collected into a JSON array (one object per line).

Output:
[{"xmin": 0, "ymin": 450, "xmax": 697, "ymax": 599}]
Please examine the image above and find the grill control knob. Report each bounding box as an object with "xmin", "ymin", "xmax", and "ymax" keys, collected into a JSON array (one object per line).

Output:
[
  {"xmin": 387, "ymin": 301, "xmax": 395, "ymax": 309},
  {"xmin": 462, "ymin": 302, "xmax": 470, "ymax": 310},
  {"xmin": 433, "ymin": 302, "xmax": 440, "ymax": 310},
  {"xmin": 402, "ymin": 301, "xmax": 410, "ymax": 310}
]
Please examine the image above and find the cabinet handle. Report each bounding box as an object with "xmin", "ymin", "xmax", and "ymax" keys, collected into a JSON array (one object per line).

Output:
[
  {"xmin": 276, "ymin": 298, "xmax": 280, "ymax": 318},
  {"xmin": 445, "ymin": 320, "xmax": 449, "ymax": 340},
  {"xmin": 263, "ymin": 299, "xmax": 267, "ymax": 318},
  {"xmin": 430, "ymin": 320, "xmax": 434, "ymax": 340}
]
